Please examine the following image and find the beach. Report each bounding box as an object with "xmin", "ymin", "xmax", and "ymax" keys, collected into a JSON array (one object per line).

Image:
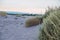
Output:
[{"xmin": 0, "ymin": 15, "xmax": 42, "ymax": 40}]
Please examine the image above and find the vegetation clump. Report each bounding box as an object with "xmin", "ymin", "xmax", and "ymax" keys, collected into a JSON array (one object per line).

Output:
[
  {"xmin": 0, "ymin": 11, "xmax": 7, "ymax": 16},
  {"xmin": 16, "ymin": 14, "xmax": 21, "ymax": 17},
  {"xmin": 39, "ymin": 7, "xmax": 60, "ymax": 40},
  {"xmin": 25, "ymin": 17, "xmax": 40, "ymax": 27}
]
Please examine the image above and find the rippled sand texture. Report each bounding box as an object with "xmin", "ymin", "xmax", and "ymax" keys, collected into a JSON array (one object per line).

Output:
[{"xmin": 0, "ymin": 15, "xmax": 42, "ymax": 40}]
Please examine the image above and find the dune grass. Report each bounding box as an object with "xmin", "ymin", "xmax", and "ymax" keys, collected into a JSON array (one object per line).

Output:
[
  {"xmin": 38, "ymin": 7, "xmax": 60, "ymax": 40},
  {"xmin": 25, "ymin": 17, "xmax": 40, "ymax": 27},
  {"xmin": 0, "ymin": 11, "xmax": 7, "ymax": 16}
]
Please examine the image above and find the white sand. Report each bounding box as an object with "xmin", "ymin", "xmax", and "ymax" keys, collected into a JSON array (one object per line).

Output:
[{"xmin": 0, "ymin": 15, "xmax": 42, "ymax": 40}]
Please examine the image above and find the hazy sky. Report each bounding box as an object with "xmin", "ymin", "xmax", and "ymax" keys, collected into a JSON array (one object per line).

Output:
[{"xmin": 0, "ymin": 0, "xmax": 60, "ymax": 14}]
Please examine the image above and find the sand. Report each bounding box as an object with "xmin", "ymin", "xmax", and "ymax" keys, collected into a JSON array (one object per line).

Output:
[{"xmin": 0, "ymin": 15, "xmax": 42, "ymax": 40}]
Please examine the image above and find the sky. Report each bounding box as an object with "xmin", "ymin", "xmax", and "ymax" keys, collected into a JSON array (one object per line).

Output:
[{"xmin": 0, "ymin": 0, "xmax": 60, "ymax": 14}]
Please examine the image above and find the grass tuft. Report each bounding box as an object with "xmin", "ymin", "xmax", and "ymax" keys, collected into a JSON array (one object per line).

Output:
[
  {"xmin": 25, "ymin": 17, "xmax": 40, "ymax": 27},
  {"xmin": 0, "ymin": 11, "xmax": 7, "ymax": 16},
  {"xmin": 39, "ymin": 7, "xmax": 60, "ymax": 40}
]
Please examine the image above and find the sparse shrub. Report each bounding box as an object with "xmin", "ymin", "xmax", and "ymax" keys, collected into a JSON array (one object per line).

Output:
[
  {"xmin": 16, "ymin": 14, "xmax": 21, "ymax": 17},
  {"xmin": 39, "ymin": 7, "xmax": 60, "ymax": 40},
  {"xmin": 25, "ymin": 18, "xmax": 39, "ymax": 27},
  {"xmin": 25, "ymin": 17, "xmax": 41, "ymax": 27},
  {"xmin": 0, "ymin": 11, "xmax": 7, "ymax": 16},
  {"xmin": 36, "ymin": 16, "xmax": 43, "ymax": 24}
]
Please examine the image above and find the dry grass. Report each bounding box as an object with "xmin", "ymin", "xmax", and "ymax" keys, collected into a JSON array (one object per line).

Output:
[
  {"xmin": 39, "ymin": 7, "xmax": 60, "ymax": 40},
  {"xmin": 25, "ymin": 17, "xmax": 41, "ymax": 27},
  {"xmin": 0, "ymin": 11, "xmax": 7, "ymax": 16}
]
